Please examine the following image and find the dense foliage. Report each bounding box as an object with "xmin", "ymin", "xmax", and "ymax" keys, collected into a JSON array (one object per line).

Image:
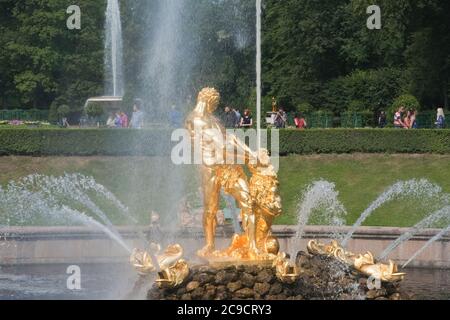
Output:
[
  {"xmin": 263, "ymin": 0, "xmax": 450, "ymax": 113},
  {"xmin": 1, "ymin": 128, "xmax": 449, "ymax": 156},
  {"xmin": 0, "ymin": 0, "xmax": 105, "ymax": 111},
  {"xmin": 85, "ymin": 103, "xmax": 104, "ymax": 118},
  {"xmin": 0, "ymin": 0, "xmax": 448, "ymax": 117}
]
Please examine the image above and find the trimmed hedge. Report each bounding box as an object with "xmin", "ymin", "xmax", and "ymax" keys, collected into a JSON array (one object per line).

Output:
[
  {"xmin": 279, "ymin": 129, "xmax": 450, "ymax": 155},
  {"xmin": 0, "ymin": 129, "xmax": 173, "ymax": 156},
  {"xmin": 0, "ymin": 128, "xmax": 449, "ymax": 156}
]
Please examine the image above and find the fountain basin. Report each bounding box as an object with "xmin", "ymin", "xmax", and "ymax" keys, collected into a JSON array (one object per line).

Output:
[{"xmin": 1, "ymin": 226, "xmax": 449, "ymax": 268}]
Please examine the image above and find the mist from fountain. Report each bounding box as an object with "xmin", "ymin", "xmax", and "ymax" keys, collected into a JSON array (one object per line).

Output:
[
  {"xmin": 141, "ymin": 0, "xmax": 189, "ymax": 120},
  {"xmin": 233, "ymin": 2, "xmax": 251, "ymax": 50},
  {"xmin": 403, "ymin": 222, "xmax": 450, "ymax": 268},
  {"xmin": 105, "ymin": 0, "xmax": 124, "ymax": 96},
  {"xmin": 15, "ymin": 174, "xmax": 121, "ymax": 227},
  {"xmin": 290, "ymin": 180, "xmax": 347, "ymax": 260},
  {"xmin": 341, "ymin": 179, "xmax": 442, "ymax": 247},
  {"xmin": 115, "ymin": 1, "xmax": 258, "ymax": 256},
  {"xmin": 0, "ymin": 174, "xmax": 133, "ymax": 253},
  {"xmin": 378, "ymin": 205, "xmax": 450, "ymax": 261},
  {"xmin": 63, "ymin": 206, "xmax": 131, "ymax": 253}
]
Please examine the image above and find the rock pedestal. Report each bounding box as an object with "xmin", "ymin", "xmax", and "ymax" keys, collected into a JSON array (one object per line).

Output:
[{"xmin": 145, "ymin": 252, "xmax": 412, "ymax": 300}]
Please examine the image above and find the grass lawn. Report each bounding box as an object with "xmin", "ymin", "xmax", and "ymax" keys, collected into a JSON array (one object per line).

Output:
[
  {"xmin": 1, "ymin": 154, "xmax": 449, "ymax": 227},
  {"xmin": 278, "ymin": 154, "xmax": 450, "ymax": 227}
]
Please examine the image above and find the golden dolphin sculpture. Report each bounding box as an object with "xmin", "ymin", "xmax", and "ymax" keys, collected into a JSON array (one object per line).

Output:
[
  {"xmin": 307, "ymin": 240, "xmax": 406, "ymax": 282},
  {"xmin": 130, "ymin": 248, "xmax": 157, "ymax": 275},
  {"xmin": 156, "ymin": 259, "xmax": 190, "ymax": 288},
  {"xmin": 130, "ymin": 244, "xmax": 189, "ymax": 288},
  {"xmin": 353, "ymin": 252, "xmax": 406, "ymax": 283},
  {"xmin": 272, "ymin": 252, "xmax": 301, "ymax": 283}
]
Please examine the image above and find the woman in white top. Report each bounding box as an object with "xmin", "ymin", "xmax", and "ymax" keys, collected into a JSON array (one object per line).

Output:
[
  {"xmin": 106, "ymin": 113, "xmax": 116, "ymax": 128},
  {"xmin": 436, "ymin": 107, "xmax": 445, "ymax": 129}
]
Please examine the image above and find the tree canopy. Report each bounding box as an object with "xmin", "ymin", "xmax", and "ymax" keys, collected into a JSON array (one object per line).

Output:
[
  {"xmin": 263, "ymin": 0, "xmax": 450, "ymax": 113},
  {"xmin": 0, "ymin": 0, "xmax": 448, "ymax": 116}
]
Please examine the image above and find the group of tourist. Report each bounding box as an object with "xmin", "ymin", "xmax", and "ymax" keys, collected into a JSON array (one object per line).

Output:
[
  {"xmin": 221, "ymin": 107, "xmax": 254, "ymax": 129},
  {"xmin": 221, "ymin": 107, "xmax": 308, "ymax": 130},
  {"xmin": 104, "ymin": 101, "xmax": 445, "ymax": 131},
  {"xmin": 107, "ymin": 111, "xmax": 128, "ymax": 128},
  {"xmin": 271, "ymin": 109, "xmax": 307, "ymax": 129},
  {"xmin": 393, "ymin": 107, "xmax": 419, "ymax": 129},
  {"xmin": 106, "ymin": 102, "xmax": 145, "ymax": 129},
  {"xmin": 109, "ymin": 100, "xmax": 444, "ymax": 131},
  {"xmin": 392, "ymin": 106, "xmax": 446, "ymax": 129}
]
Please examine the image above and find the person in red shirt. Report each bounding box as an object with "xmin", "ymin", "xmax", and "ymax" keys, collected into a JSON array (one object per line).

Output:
[
  {"xmin": 120, "ymin": 111, "xmax": 129, "ymax": 128},
  {"xmin": 294, "ymin": 113, "xmax": 307, "ymax": 129}
]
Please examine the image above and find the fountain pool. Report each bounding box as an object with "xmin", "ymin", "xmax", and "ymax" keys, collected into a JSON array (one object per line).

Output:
[{"xmin": 1, "ymin": 264, "xmax": 448, "ymax": 300}]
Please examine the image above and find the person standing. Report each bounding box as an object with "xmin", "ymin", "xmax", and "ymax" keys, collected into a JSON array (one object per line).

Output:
[
  {"xmin": 394, "ymin": 106, "xmax": 406, "ymax": 129},
  {"xmin": 436, "ymin": 107, "xmax": 446, "ymax": 129},
  {"xmin": 61, "ymin": 117, "xmax": 70, "ymax": 128},
  {"xmin": 378, "ymin": 111, "xmax": 387, "ymax": 128},
  {"xmin": 106, "ymin": 112, "xmax": 116, "ymax": 128},
  {"xmin": 222, "ymin": 107, "xmax": 237, "ymax": 129},
  {"xmin": 410, "ymin": 109, "xmax": 418, "ymax": 129},
  {"xmin": 148, "ymin": 211, "xmax": 162, "ymax": 244},
  {"xmin": 403, "ymin": 110, "xmax": 412, "ymax": 129},
  {"xmin": 233, "ymin": 108, "xmax": 242, "ymax": 128},
  {"xmin": 294, "ymin": 113, "xmax": 307, "ymax": 129},
  {"xmin": 170, "ymin": 104, "xmax": 183, "ymax": 128},
  {"xmin": 240, "ymin": 109, "xmax": 253, "ymax": 128},
  {"xmin": 129, "ymin": 100, "xmax": 145, "ymax": 129},
  {"xmin": 120, "ymin": 111, "xmax": 129, "ymax": 128},
  {"xmin": 274, "ymin": 108, "xmax": 287, "ymax": 129},
  {"xmin": 114, "ymin": 111, "xmax": 122, "ymax": 128}
]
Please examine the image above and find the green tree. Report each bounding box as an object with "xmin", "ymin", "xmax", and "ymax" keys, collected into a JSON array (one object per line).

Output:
[
  {"xmin": 263, "ymin": 0, "xmax": 350, "ymax": 109},
  {"xmin": 86, "ymin": 103, "xmax": 104, "ymax": 118},
  {"xmin": 57, "ymin": 105, "xmax": 71, "ymax": 118},
  {"xmin": 3, "ymin": 0, "xmax": 104, "ymax": 109},
  {"xmin": 1, "ymin": 0, "xmax": 449, "ymax": 117},
  {"xmin": 405, "ymin": 14, "xmax": 450, "ymax": 108},
  {"xmin": 391, "ymin": 94, "xmax": 421, "ymax": 113}
]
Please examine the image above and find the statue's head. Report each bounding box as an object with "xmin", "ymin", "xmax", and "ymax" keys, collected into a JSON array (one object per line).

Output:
[{"xmin": 197, "ymin": 87, "xmax": 220, "ymax": 113}]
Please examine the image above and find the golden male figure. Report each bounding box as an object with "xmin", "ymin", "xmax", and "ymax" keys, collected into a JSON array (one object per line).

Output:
[{"xmin": 185, "ymin": 88, "xmax": 257, "ymax": 258}]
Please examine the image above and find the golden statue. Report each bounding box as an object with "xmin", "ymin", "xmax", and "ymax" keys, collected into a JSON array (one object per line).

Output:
[
  {"xmin": 130, "ymin": 248, "xmax": 157, "ymax": 276},
  {"xmin": 249, "ymin": 149, "xmax": 282, "ymax": 254},
  {"xmin": 273, "ymin": 252, "xmax": 300, "ymax": 283},
  {"xmin": 185, "ymin": 87, "xmax": 282, "ymax": 262},
  {"xmin": 217, "ymin": 149, "xmax": 282, "ymax": 261},
  {"xmin": 130, "ymin": 244, "xmax": 189, "ymax": 288},
  {"xmin": 156, "ymin": 259, "xmax": 189, "ymax": 288},
  {"xmin": 272, "ymin": 97, "xmax": 278, "ymax": 113},
  {"xmin": 307, "ymin": 240, "xmax": 406, "ymax": 282}
]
